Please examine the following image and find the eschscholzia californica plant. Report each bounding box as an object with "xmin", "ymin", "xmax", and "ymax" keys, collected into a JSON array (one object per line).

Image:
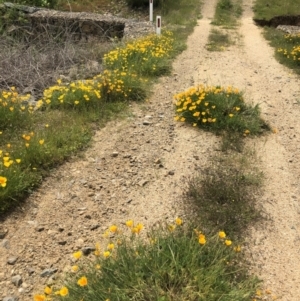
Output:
[{"xmin": 174, "ymin": 84, "xmax": 269, "ymax": 135}]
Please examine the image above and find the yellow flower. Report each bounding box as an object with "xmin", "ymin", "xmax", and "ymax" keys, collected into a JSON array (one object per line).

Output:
[
  {"xmin": 44, "ymin": 286, "xmax": 52, "ymax": 295},
  {"xmin": 168, "ymin": 224, "xmax": 176, "ymax": 232},
  {"xmin": 3, "ymin": 161, "xmax": 12, "ymax": 168},
  {"xmin": 229, "ymin": 114, "xmax": 234, "ymax": 118},
  {"xmin": 45, "ymin": 124, "xmax": 49, "ymax": 128},
  {"xmin": 132, "ymin": 223, "xmax": 143, "ymax": 234},
  {"xmin": 244, "ymin": 129, "xmax": 250, "ymax": 134},
  {"xmin": 95, "ymin": 264, "xmax": 101, "ymax": 269},
  {"xmin": 74, "ymin": 100, "xmax": 80, "ymax": 105},
  {"xmin": 39, "ymin": 139, "xmax": 45, "ymax": 145},
  {"xmin": 25, "ymin": 143, "xmax": 30, "ymax": 147},
  {"xmin": 15, "ymin": 159, "xmax": 21, "ymax": 163},
  {"xmin": 34, "ymin": 295, "xmax": 46, "ymax": 301},
  {"xmin": 174, "ymin": 116, "xmax": 180, "ymax": 121},
  {"xmin": 175, "ymin": 217, "xmax": 183, "ymax": 226},
  {"xmin": 73, "ymin": 250, "xmax": 82, "ymax": 260},
  {"xmin": 71, "ymin": 265, "xmax": 79, "ymax": 272},
  {"xmin": 225, "ymin": 240, "xmax": 232, "ymax": 246},
  {"xmin": 193, "ymin": 111, "xmax": 200, "ymax": 117},
  {"xmin": 109, "ymin": 225, "xmax": 118, "ymax": 233},
  {"xmin": 103, "ymin": 251, "xmax": 111, "ymax": 258},
  {"xmin": 107, "ymin": 243, "xmax": 115, "ymax": 250},
  {"xmin": 125, "ymin": 220, "xmax": 134, "ymax": 228},
  {"xmin": 234, "ymin": 245, "xmax": 241, "ymax": 252},
  {"xmin": 198, "ymin": 234, "xmax": 206, "ymax": 245},
  {"xmin": 180, "ymin": 117, "xmax": 185, "ymax": 122},
  {"xmin": 77, "ymin": 276, "xmax": 88, "ymax": 287},
  {"xmin": 202, "ymin": 119, "xmax": 207, "ymax": 123},
  {"xmin": 7, "ymin": 144, "xmax": 11, "ymax": 148},
  {"xmin": 59, "ymin": 287, "xmax": 69, "ymax": 296},
  {"xmin": 219, "ymin": 231, "xmax": 226, "ymax": 239},
  {"xmin": 94, "ymin": 242, "xmax": 101, "ymax": 256},
  {"xmin": 22, "ymin": 134, "xmax": 31, "ymax": 141},
  {"xmin": 235, "ymin": 107, "xmax": 240, "ymax": 111}
]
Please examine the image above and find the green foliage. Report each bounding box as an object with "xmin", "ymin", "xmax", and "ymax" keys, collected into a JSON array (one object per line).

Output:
[
  {"xmin": 185, "ymin": 152, "xmax": 263, "ymax": 237},
  {"xmin": 253, "ymin": 0, "xmax": 300, "ymax": 20},
  {"xmin": 12, "ymin": 0, "xmax": 57, "ymax": 8},
  {"xmin": 125, "ymin": 0, "xmax": 159, "ymax": 8},
  {"xmin": 174, "ymin": 85, "xmax": 269, "ymax": 136},
  {"xmin": 263, "ymin": 29, "xmax": 300, "ymax": 74},
  {"xmin": 206, "ymin": 29, "xmax": 231, "ymax": 51},
  {"xmin": 103, "ymin": 31, "xmax": 174, "ymax": 77},
  {"xmin": 211, "ymin": 0, "xmax": 242, "ymax": 27},
  {"xmin": 44, "ymin": 222, "xmax": 259, "ymax": 301}
]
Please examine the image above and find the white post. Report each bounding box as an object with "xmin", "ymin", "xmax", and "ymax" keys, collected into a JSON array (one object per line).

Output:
[
  {"xmin": 149, "ymin": 0, "xmax": 153, "ymax": 22},
  {"xmin": 156, "ymin": 15, "xmax": 161, "ymax": 35}
]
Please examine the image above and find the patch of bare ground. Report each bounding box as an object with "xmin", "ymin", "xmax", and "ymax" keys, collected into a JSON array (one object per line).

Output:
[{"xmin": 0, "ymin": 0, "xmax": 300, "ymax": 300}]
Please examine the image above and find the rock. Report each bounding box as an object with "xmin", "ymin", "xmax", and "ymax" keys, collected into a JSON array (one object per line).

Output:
[
  {"xmin": 0, "ymin": 239, "xmax": 10, "ymax": 249},
  {"xmin": 26, "ymin": 267, "xmax": 35, "ymax": 276},
  {"xmin": 36, "ymin": 226, "xmax": 45, "ymax": 232},
  {"xmin": 11, "ymin": 275, "xmax": 22, "ymax": 287},
  {"xmin": 3, "ymin": 296, "xmax": 19, "ymax": 301},
  {"xmin": 168, "ymin": 170, "xmax": 175, "ymax": 175},
  {"xmin": 40, "ymin": 268, "xmax": 58, "ymax": 277},
  {"xmin": 82, "ymin": 246, "xmax": 96, "ymax": 255},
  {"xmin": 0, "ymin": 230, "xmax": 7, "ymax": 239},
  {"xmin": 111, "ymin": 151, "xmax": 119, "ymax": 157},
  {"xmin": 90, "ymin": 224, "xmax": 100, "ymax": 230},
  {"xmin": 58, "ymin": 240, "xmax": 67, "ymax": 246},
  {"xmin": 138, "ymin": 180, "xmax": 148, "ymax": 187},
  {"xmin": 7, "ymin": 256, "xmax": 18, "ymax": 265},
  {"xmin": 142, "ymin": 120, "xmax": 151, "ymax": 125}
]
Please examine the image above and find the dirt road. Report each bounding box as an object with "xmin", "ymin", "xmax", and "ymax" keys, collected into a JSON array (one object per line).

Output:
[{"xmin": 0, "ymin": 0, "xmax": 300, "ymax": 300}]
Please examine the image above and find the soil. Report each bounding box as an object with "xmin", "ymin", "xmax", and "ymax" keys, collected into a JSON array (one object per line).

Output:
[{"xmin": 1, "ymin": 0, "xmax": 300, "ymax": 300}]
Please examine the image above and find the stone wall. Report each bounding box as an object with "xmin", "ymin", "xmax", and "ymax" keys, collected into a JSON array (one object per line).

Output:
[{"xmin": 1, "ymin": 2, "xmax": 155, "ymax": 41}]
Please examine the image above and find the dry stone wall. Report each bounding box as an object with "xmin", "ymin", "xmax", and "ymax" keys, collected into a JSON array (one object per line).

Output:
[{"xmin": 1, "ymin": 2, "xmax": 155, "ymax": 41}]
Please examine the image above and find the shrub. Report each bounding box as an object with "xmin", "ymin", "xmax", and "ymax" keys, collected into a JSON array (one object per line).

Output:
[{"xmin": 174, "ymin": 84, "xmax": 269, "ymax": 136}]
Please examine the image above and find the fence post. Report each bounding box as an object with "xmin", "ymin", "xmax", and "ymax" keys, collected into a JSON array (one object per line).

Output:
[
  {"xmin": 156, "ymin": 15, "xmax": 161, "ymax": 35},
  {"xmin": 149, "ymin": 0, "xmax": 153, "ymax": 22}
]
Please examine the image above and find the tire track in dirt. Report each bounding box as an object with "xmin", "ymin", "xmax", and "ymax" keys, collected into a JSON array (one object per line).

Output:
[{"xmin": 192, "ymin": 0, "xmax": 300, "ymax": 299}]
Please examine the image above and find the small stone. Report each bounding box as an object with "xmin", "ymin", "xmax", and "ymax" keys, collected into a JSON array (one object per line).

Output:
[
  {"xmin": 138, "ymin": 180, "xmax": 149, "ymax": 187},
  {"xmin": 58, "ymin": 240, "xmax": 67, "ymax": 246},
  {"xmin": 26, "ymin": 267, "xmax": 35, "ymax": 276},
  {"xmin": 90, "ymin": 224, "xmax": 100, "ymax": 230},
  {"xmin": 142, "ymin": 120, "xmax": 151, "ymax": 125},
  {"xmin": 7, "ymin": 256, "xmax": 18, "ymax": 265},
  {"xmin": 40, "ymin": 268, "xmax": 58, "ymax": 277},
  {"xmin": 168, "ymin": 170, "xmax": 175, "ymax": 175},
  {"xmin": 36, "ymin": 226, "xmax": 45, "ymax": 232},
  {"xmin": 111, "ymin": 151, "xmax": 119, "ymax": 157},
  {"xmin": 0, "ymin": 231, "xmax": 7, "ymax": 239},
  {"xmin": 3, "ymin": 296, "xmax": 19, "ymax": 301},
  {"xmin": 0, "ymin": 239, "xmax": 10, "ymax": 249},
  {"xmin": 11, "ymin": 275, "xmax": 22, "ymax": 287},
  {"xmin": 82, "ymin": 246, "xmax": 96, "ymax": 256},
  {"xmin": 18, "ymin": 288, "xmax": 24, "ymax": 294}
]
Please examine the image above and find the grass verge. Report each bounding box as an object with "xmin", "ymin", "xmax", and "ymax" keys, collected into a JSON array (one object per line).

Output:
[
  {"xmin": 207, "ymin": 0, "xmax": 242, "ymax": 51},
  {"xmin": 253, "ymin": 0, "xmax": 300, "ymax": 73},
  {"xmin": 253, "ymin": 0, "xmax": 300, "ymax": 21},
  {"xmin": 34, "ymin": 220, "xmax": 261, "ymax": 301}
]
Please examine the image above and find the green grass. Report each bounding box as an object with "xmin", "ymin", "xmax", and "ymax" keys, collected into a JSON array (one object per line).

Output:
[
  {"xmin": 34, "ymin": 221, "xmax": 261, "ymax": 301},
  {"xmin": 253, "ymin": 0, "xmax": 300, "ymax": 21},
  {"xmin": 263, "ymin": 28, "xmax": 300, "ymax": 74},
  {"xmin": 185, "ymin": 151, "xmax": 264, "ymax": 238},
  {"xmin": 174, "ymin": 84, "xmax": 269, "ymax": 136},
  {"xmin": 211, "ymin": 0, "xmax": 242, "ymax": 28},
  {"xmin": 206, "ymin": 29, "xmax": 232, "ymax": 51},
  {"xmin": 207, "ymin": 0, "xmax": 242, "ymax": 51}
]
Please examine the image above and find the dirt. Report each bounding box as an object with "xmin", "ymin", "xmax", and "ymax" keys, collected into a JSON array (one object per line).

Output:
[{"xmin": 0, "ymin": 0, "xmax": 300, "ymax": 300}]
